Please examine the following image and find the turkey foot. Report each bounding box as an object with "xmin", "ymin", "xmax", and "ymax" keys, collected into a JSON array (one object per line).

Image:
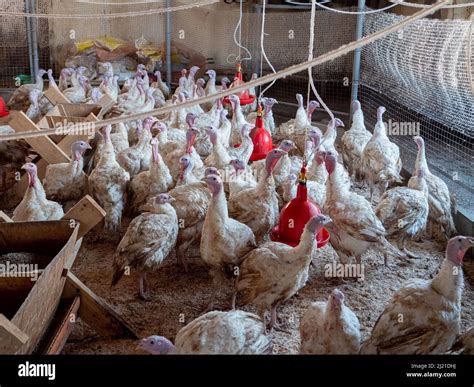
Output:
[
  {"xmin": 267, "ymin": 308, "xmax": 290, "ymax": 334},
  {"xmin": 138, "ymin": 273, "xmax": 150, "ymax": 300},
  {"xmin": 402, "ymin": 248, "xmax": 420, "ymax": 259},
  {"xmin": 177, "ymin": 250, "xmax": 189, "ymax": 273},
  {"xmin": 203, "ymin": 289, "xmax": 216, "ymax": 313}
]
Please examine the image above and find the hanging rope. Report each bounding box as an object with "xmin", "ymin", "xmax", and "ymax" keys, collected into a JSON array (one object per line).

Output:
[
  {"xmin": 0, "ymin": 0, "xmax": 449, "ymax": 142},
  {"xmin": 0, "ymin": 0, "xmax": 218, "ymax": 19},
  {"xmin": 258, "ymin": 0, "xmax": 277, "ymax": 100},
  {"xmin": 307, "ymin": 0, "xmax": 334, "ymax": 121},
  {"xmin": 226, "ymin": 0, "xmax": 252, "ymax": 65}
]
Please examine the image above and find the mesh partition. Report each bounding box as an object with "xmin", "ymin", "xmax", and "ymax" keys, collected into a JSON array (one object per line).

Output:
[{"xmin": 359, "ymin": 11, "xmax": 474, "ymax": 212}]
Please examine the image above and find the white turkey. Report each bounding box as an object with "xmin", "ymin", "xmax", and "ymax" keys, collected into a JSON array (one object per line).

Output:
[
  {"xmin": 236, "ymin": 215, "xmax": 332, "ymax": 331},
  {"xmin": 175, "ymin": 155, "xmax": 199, "ymax": 186},
  {"xmin": 300, "ymin": 289, "xmax": 361, "ymax": 354},
  {"xmin": 409, "ymin": 136, "xmax": 456, "ymax": 240},
  {"xmin": 361, "ymin": 106, "xmax": 402, "ymax": 201},
  {"xmin": 323, "ymin": 151, "xmax": 403, "ymax": 266},
  {"xmin": 200, "ymin": 174, "xmax": 256, "ymax": 311},
  {"xmin": 204, "ymin": 126, "xmax": 231, "ymax": 169},
  {"xmin": 7, "ymin": 69, "xmax": 46, "ymax": 109},
  {"xmin": 228, "ymin": 159, "xmax": 257, "ymax": 198},
  {"xmin": 320, "ymin": 117, "xmax": 344, "ymax": 158},
  {"xmin": 43, "ymin": 140, "xmax": 91, "ymax": 202},
  {"xmin": 375, "ymin": 168, "xmax": 429, "ymax": 258},
  {"xmin": 341, "ymin": 100, "xmax": 372, "ymax": 180},
  {"xmin": 229, "ymin": 94, "xmax": 251, "ymax": 145},
  {"xmin": 13, "ymin": 163, "xmax": 64, "ymax": 221},
  {"xmin": 112, "ymin": 194, "xmax": 178, "ymax": 300},
  {"xmin": 361, "ymin": 236, "xmax": 473, "ymax": 354},
  {"xmin": 139, "ymin": 310, "xmax": 270, "ymax": 354},
  {"xmin": 228, "ymin": 149, "xmax": 287, "ymax": 243},
  {"xmin": 166, "ymin": 168, "xmax": 215, "ymax": 272},
  {"xmin": 130, "ymin": 137, "xmax": 172, "ymax": 214},
  {"xmin": 227, "ymin": 123, "xmax": 254, "ymax": 167},
  {"xmin": 116, "ymin": 116, "xmax": 155, "ymax": 177},
  {"xmin": 88, "ymin": 125, "xmax": 130, "ymax": 235}
]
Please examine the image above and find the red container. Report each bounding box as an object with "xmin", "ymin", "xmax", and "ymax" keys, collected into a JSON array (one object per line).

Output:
[
  {"xmin": 223, "ymin": 63, "xmax": 256, "ymax": 106},
  {"xmin": 270, "ymin": 167, "xmax": 330, "ymax": 248},
  {"xmin": 0, "ymin": 97, "xmax": 9, "ymax": 117},
  {"xmin": 249, "ymin": 105, "xmax": 273, "ymax": 161}
]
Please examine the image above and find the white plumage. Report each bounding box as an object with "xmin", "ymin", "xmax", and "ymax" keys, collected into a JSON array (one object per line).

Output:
[
  {"xmin": 361, "ymin": 236, "xmax": 473, "ymax": 354},
  {"xmin": 300, "ymin": 289, "xmax": 361, "ymax": 354},
  {"xmin": 112, "ymin": 194, "xmax": 178, "ymax": 300},
  {"xmin": 13, "ymin": 163, "xmax": 64, "ymax": 221},
  {"xmin": 139, "ymin": 310, "xmax": 270, "ymax": 354}
]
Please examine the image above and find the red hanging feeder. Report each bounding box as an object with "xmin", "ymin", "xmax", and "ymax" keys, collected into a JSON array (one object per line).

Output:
[
  {"xmin": 0, "ymin": 97, "xmax": 9, "ymax": 117},
  {"xmin": 270, "ymin": 165, "xmax": 330, "ymax": 248},
  {"xmin": 249, "ymin": 104, "xmax": 274, "ymax": 161},
  {"xmin": 223, "ymin": 63, "xmax": 256, "ymax": 106}
]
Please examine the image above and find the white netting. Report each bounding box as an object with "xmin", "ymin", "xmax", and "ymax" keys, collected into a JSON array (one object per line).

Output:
[
  {"xmin": 359, "ymin": 10, "xmax": 474, "ymax": 210},
  {"xmin": 361, "ymin": 11, "xmax": 474, "ymax": 137}
]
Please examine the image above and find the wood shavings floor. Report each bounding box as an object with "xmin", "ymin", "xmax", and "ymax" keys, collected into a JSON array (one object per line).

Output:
[{"xmin": 63, "ymin": 222, "xmax": 474, "ymax": 355}]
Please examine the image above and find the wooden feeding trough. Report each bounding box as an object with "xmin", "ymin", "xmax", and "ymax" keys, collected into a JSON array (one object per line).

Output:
[
  {"xmin": 0, "ymin": 220, "xmax": 80, "ymax": 354},
  {"xmin": 2, "ymin": 85, "xmax": 114, "ymax": 208},
  {"xmin": 0, "ymin": 196, "xmax": 136, "ymax": 354}
]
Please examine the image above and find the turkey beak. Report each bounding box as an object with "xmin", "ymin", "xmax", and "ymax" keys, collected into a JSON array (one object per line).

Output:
[
  {"xmin": 167, "ymin": 196, "xmax": 176, "ymax": 203},
  {"xmin": 85, "ymin": 144, "xmax": 92, "ymax": 150}
]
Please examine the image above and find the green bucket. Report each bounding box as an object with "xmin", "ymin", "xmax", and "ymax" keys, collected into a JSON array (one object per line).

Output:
[{"xmin": 13, "ymin": 74, "xmax": 32, "ymax": 85}]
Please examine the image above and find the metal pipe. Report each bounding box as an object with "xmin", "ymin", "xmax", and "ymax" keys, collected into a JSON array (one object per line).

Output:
[
  {"xmin": 350, "ymin": 0, "xmax": 365, "ymax": 119},
  {"xmin": 165, "ymin": 0, "xmax": 172, "ymax": 88},
  {"xmin": 30, "ymin": 0, "xmax": 40, "ymax": 78},
  {"xmin": 25, "ymin": 0, "xmax": 35, "ymax": 81}
]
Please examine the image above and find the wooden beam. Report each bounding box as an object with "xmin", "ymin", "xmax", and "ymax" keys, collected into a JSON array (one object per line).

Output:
[
  {"xmin": 0, "ymin": 211, "xmax": 13, "ymax": 223},
  {"xmin": 43, "ymin": 85, "xmax": 71, "ymax": 105},
  {"xmin": 0, "ymin": 314, "xmax": 29, "ymax": 354},
  {"xmin": 96, "ymin": 94, "xmax": 115, "ymax": 119},
  {"xmin": 62, "ymin": 273, "xmax": 138, "ymax": 339},
  {"xmin": 9, "ymin": 112, "xmax": 70, "ymax": 165},
  {"xmin": 44, "ymin": 296, "xmax": 80, "ymax": 355},
  {"xmin": 62, "ymin": 195, "xmax": 105, "ymax": 240}
]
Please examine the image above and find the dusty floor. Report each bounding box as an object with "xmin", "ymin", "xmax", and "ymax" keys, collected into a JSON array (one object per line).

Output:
[{"xmin": 63, "ymin": 217, "xmax": 474, "ymax": 355}]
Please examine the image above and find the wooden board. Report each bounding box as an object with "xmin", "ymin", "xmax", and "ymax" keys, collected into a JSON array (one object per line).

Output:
[
  {"xmin": 7, "ymin": 221, "xmax": 79, "ymax": 354},
  {"xmin": 9, "ymin": 112, "xmax": 70, "ymax": 165},
  {"xmin": 62, "ymin": 273, "xmax": 138, "ymax": 340},
  {"xmin": 0, "ymin": 211, "xmax": 12, "ymax": 223},
  {"xmin": 43, "ymin": 85, "xmax": 71, "ymax": 105},
  {"xmin": 57, "ymin": 103, "xmax": 101, "ymax": 118},
  {"xmin": 96, "ymin": 94, "xmax": 116, "ymax": 119},
  {"xmin": 44, "ymin": 296, "xmax": 80, "ymax": 355},
  {"xmin": 62, "ymin": 195, "xmax": 106, "ymax": 240},
  {"xmin": 0, "ymin": 314, "xmax": 29, "ymax": 354}
]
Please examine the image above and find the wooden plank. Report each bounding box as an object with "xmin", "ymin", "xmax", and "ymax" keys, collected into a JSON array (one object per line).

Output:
[
  {"xmin": 62, "ymin": 195, "xmax": 106, "ymax": 240},
  {"xmin": 44, "ymin": 296, "xmax": 80, "ymax": 355},
  {"xmin": 62, "ymin": 272, "xmax": 138, "ymax": 339},
  {"xmin": 0, "ymin": 211, "xmax": 12, "ymax": 223},
  {"xmin": 43, "ymin": 85, "xmax": 71, "ymax": 105},
  {"xmin": 58, "ymin": 104, "xmax": 101, "ymax": 118},
  {"xmin": 0, "ymin": 314, "xmax": 29, "ymax": 354},
  {"xmin": 10, "ymin": 223, "xmax": 79, "ymax": 354},
  {"xmin": 9, "ymin": 112, "xmax": 70, "ymax": 165},
  {"xmin": 96, "ymin": 94, "xmax": 115, "ymax": 119}
]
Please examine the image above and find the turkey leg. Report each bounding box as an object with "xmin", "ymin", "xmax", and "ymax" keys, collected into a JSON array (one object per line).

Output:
[
  {"xmin": 139, "ymin": 272, "xmax": 150, "ymax": 300},
  {"xmin": 268, "ymin": 307, "xmax": 290, "ymax": 334}
]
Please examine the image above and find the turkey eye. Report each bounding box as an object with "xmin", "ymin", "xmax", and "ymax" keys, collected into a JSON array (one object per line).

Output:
[{"xmin": 150, "ymin": 341, "xmax": 154, "ymax": 345}]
